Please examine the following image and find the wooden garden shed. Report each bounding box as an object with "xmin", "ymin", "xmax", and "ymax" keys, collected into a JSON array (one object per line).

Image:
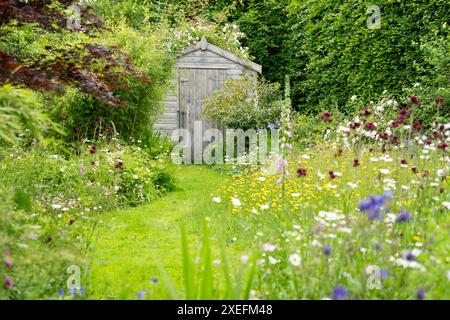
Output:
[{"xmin": 154, "ymin": 37, "xmax": 262, "ymax": 138}]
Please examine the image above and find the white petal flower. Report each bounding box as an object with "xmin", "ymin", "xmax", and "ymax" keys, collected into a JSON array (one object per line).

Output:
[
  {"xmin": 288, "ymin": 253, "xmax": 302, "ymax": 267},
  {"xmin": 231, "ymin": 197, "xmax": 241, "ymax": 207}
]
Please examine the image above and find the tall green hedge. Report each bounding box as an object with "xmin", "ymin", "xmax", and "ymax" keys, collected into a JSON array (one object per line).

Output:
[
  {"xmin": 207, "ymin": 0, "xmax": 449, "ymax": 111},
  {"xmin": 287, "ymin": 0, "xmax": 449, "ymax": 111}
]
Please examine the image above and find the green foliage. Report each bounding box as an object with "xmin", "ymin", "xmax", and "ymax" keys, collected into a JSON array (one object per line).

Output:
[
  {"xmin": 286, "ymin": 0, "xmax": 450, "ymax": 111},
  {"xmin": 202, "ymin": 77, "xmax": 283, "ymax": 130},
  {"xmin": 0, "ymin": 85, "xmax": 60, "ymax": 145},
  {"xmin": 292, "ymin": 113, "xmax": 329, "ymax": 150},
  {"xmin": 162, "ymin": 221, "xmax": 258, "ymax": 300},
  {"xmin": 231, "ymin": 0, "xmax": 290, "ymax": 86},
  {"xmin": 0, "ymin": 138, "xmax": 176, "ymax": 299},
  {"xmin": 209, "ymin": 0, "xmax": 449, "ymax": 112},
  {"xmin": 419, "ymin": 35, "xmax": 450, "ymax": 89},
  {"xmin": 152, "ymin": 171, "xmax": 177, "ymax": 193},
  {"xmin": 137, "ymin": 128, "xmax": 175, "ymax": 159},
  {"xmin": 402, "ymin": 87, "xmax": 450, "ymax": 128},
  {"xmin": 45, "ymin": 22, "xmax": 174, "ymax": 142}
]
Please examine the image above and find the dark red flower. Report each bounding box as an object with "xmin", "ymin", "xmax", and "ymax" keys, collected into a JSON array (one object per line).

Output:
[
  {"xmin": 390, "ymin": 136, "xmax": 399, "ymax": 144},
  {"xmin": 432, "ymin": 130, "xmax": 443, "ymax": 139},
  {"xmin": 115, "ymin": 161, "xmax": 124, "ymax": 169},
  {"xmin": 434, "ymin": 97, "xmax": 446, "ymax": 104},
  {"xmin": 438, "ymin": 142, "xmax": 448, "ymax": 150},
  {"xmin": 407, "ymin": 96, "xmax": 421, "ymax": 105},
  {"xmin": 411, "ymin": 167, "xmax": 419, "ymax": 174},
  {"xmin": 89, "ymin": 146, "xmax": 97, "ymax": 154},
  {"xmin": 392, "ymin": 119, "xmax": 401, "ymax": 128},
  {"xmin": 425, "ymin": 136, "xmax": 433, "ymax": 145},
  {"xmin": 361, "ymin": 107, "xmax": 372, "ymax": 116},
  {"xmin": 364, "ymin": 122, "xmax": 376, "ymax": 130},
  {"xmin": 349, "ymin": 121, "xmax": 361, "ymax": 129},
  {"xmin": 329, "ymin": 171, "xmax": 337, "ymax": 179},
  {"xmin": 400, "ymin": 159, "xmax": 408, "ymax": 165},
  {"xmin": 379, "ymin": 132, "xmax": 389, "ymax": 140},
  {"xmin": 412, "ymin": 121, "xmax": 423, "ymax": 131},
  {"xmin": 369, "ymin": 147, "xmax": 375, "ymax": 153},
  {"xmin": 297, "ymin": 168, "xmax": 308, "ymax": 177},
  {"xmin": 353, "ymin": 159, "xmax": 360, "ymax": 167},
  {"xmin": 423, "ymin": 170, "xmax": 430, "ymax": 177},
  {"xmin": 321, "ymin": 112, "xmax": 332, "ymax": 122}
]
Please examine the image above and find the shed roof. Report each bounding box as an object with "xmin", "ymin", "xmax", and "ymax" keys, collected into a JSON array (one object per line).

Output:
[{"xmin": 181, "ymin": 36, "xmax": 262, "ymax": 74}]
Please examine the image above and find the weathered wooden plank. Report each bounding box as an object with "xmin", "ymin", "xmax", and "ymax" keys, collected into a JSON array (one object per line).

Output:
[{"xmin": 179, "ymin": 56, "xmax": 238, "ymax": 65}]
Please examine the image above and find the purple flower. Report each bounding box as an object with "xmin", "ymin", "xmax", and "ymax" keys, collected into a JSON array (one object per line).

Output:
[
  {"xmin": 396, "ymin": 211, "xmax": 411, "ymax": 223},
  {"xmin": 402, "ymin": 250, "xmax": 416, "ymax": 261},
  {"xmin": 138, "ymin": 291, "xmax": 146, "ymax": 299},
  {"xmin": 150, "ymin": 277, "xmax": 158, "ymax": 284},
  {"xmin": 268, "ymin": 123, "xmax": 276, "ymax": 130},
  {"xmin": 332, "ymin": 286, "xmax": 348, "ymax": 300},
  {"xmin": 358, "ymin": 192, "xmax": 393, "ymax": 221},
  {"xmin": 5, "ymin": 257, "xmax": 12, "ymax": 270},
  {"xmin": 297, "ymin": 168, "xmax": 308, "ymax": 177},
  {"xmin": 4, "ymin": 277, "xmax": 13, "ymax": 289},
  {"xmin": 416, "ymin": 289, "xmax": 425, "ymax": 300},
  {"xmin": 115, "ymin": 161, "xmax": 124, "ymax": 169},
  {"xmin": 321, "ymin": 112, "xmax": 332, "ymax": 122},
  {"xmin": 323, "ymin": 247, "xmax": 332, "ymax": 256},
  {"xmin": 408, "ymin": 96, "xmax": 421, "ymax": 105},
  {"xmin": 379, "ymin": 269, "xmax": 389, "ymax": 281},
  {"xmin": 58, "ymin": 288, "xmax": 65, "ymax": 297},
  {"xmin": 80, "ymin": 166, "xmax": 85, "ymax": 176}
]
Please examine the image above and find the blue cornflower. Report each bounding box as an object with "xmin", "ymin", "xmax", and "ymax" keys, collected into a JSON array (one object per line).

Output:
[
  {"xmin": 58, "ymin": 288, "xmax": 65, "ymax": 297},
  {"xmin": 332, "ymin": 286, "xmax": 348, "ymax": 300},
  {"xmin": 367, "ymin": 207, "xmax": 383, "ymax": 221},
  {"xmin": 150, "ymin": 277, "xmax": 159, "ymax": 284},
  {"xmin": 323, "ymin": 246, "xmax": 332, "ymax": 256},
  {"xmin": 396, "ymin": 211, "xmax": 411, "ymax": 223},
  {"xmin": 137, "ymin": 291, "xmax": 146, "ymax": 299},
  {"xmin": 416, "ymin": 289, "xmax": 425, "ymax": 300},
  {"xmin": 402, "ymin": 250, "xmax": 416, "ymax": 261},
  {"xmin": 358, "ymin": 192, "xmax": 393, "ymax": 221}
]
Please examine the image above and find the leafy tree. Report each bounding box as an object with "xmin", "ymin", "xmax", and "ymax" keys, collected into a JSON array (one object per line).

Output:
[{"xmin": 0, "ymin": 0, "xmax": 149, "ymax": 107}]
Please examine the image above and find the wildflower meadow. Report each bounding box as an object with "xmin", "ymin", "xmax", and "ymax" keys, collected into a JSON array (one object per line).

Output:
[{"xmin": 0, "ymin": 0, "xmax": 449, "ymax": 305}]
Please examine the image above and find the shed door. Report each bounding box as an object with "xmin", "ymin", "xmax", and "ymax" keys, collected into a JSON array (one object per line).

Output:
[{"xmin": 179, "ymin": 68, "xmax": 225, "ymax": 162}]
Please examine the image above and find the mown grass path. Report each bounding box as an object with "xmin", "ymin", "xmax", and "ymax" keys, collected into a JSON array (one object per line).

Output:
[{"xmin": 86, "ymin": 166, "xmax": 223, "ymax": 299}]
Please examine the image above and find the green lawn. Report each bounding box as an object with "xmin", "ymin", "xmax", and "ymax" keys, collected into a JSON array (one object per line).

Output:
[{"xmin": 86, "ymin": 165, "xmax": 224, "ymax": 300}]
